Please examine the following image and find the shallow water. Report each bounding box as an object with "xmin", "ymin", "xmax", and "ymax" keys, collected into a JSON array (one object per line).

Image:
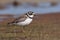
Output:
[{"xmin": 0, "ymin": 3, "xmax": 60, "ymax": 14}]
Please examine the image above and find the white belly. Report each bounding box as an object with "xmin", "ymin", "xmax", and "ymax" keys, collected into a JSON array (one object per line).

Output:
[{"xmin": 17, "ymin": 18, "xmax": 32, "ymax": 26}]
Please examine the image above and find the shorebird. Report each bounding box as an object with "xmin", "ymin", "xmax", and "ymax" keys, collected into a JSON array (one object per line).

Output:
[{"xmin": 8, "ymin": 11, "xmax": 35, "ymax": 26}]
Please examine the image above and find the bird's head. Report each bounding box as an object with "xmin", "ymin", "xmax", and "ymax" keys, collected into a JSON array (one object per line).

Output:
[{"xmin": 25, "ymin": 11, "xmax": 35, "ymax": 18}]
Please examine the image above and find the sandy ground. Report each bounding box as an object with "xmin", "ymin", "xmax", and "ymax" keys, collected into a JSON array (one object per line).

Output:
[{"xmin": 0, "ymin": 13, "xmax": 60, "ymax": 40}]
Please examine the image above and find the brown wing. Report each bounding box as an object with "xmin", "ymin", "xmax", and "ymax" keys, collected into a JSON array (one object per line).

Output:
[
  {"xmin": 15, "ymin": 18, "xmax": 26, "ymax": 23},
  {"xmin": 12, "ymin": 15, "xmax": 27, "ymax": 23},
  {"xmin": 7, "ymin": 14, "xmax": 27, "ymax": 25}
]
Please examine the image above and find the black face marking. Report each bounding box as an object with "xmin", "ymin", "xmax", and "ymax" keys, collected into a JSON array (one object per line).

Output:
[
  {"xmin": 25, "ymin": 11, "xmax": 34, "ymax": 19},
  {"xmin": 28, "ymin": 11, "xmax": 34, "ymax": 15},
  {"xmin": 25, "ymin": 13, "xmax": 32, "ymax": 19},
  {"xmin": 29, "ymin": 13, "xmax": 32, "ymax": 15}
]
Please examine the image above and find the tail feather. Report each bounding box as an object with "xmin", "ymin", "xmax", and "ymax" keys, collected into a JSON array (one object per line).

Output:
[
  {"xmin": 7, "ymin": 18, "xmax": 19, "ymax": 25},
  {"xmin": 7, "ymin": 21, "xmax": 16, "ymax": 25}
]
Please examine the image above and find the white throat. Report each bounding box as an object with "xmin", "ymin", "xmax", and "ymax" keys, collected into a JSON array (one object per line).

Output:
[{"xmin": 29, "ymin": 15, "xmax": 34, "ymax": 17}]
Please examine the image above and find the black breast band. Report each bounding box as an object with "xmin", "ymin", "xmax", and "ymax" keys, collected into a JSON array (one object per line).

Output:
[{"xmin": 27, "ymin": 14, "xmax": 33, "ymax": 19}]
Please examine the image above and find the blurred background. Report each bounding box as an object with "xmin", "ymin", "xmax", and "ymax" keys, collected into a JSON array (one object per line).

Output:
[
  {"xmin": 0, "ymin": 0, "xmax": 60, "ymax": 14},
  {"xmin": 0, "ymin": 0, "xmax": 60, "ymax": 40},
  {"xmin": 0, "ymin": 0, "xmax": 60, "ymax": 23}
]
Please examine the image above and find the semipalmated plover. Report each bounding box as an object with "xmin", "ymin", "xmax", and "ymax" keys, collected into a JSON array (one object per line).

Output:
[{"xmin": 8, "ymin": 11, "xmax": 35, "ymax": 26}]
